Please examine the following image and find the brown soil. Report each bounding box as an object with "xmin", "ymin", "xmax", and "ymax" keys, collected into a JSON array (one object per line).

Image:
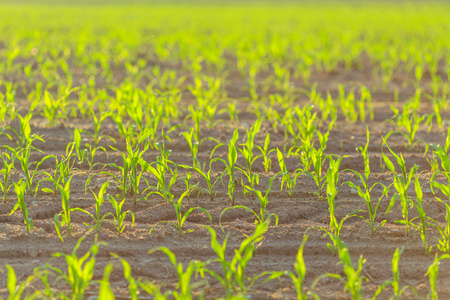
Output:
[{"xmin": 1, "ymin": 66, "xmax": 450, "ymax": 299}]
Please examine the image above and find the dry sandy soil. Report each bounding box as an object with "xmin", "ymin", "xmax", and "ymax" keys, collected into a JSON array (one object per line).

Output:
[{"xmin": 1, "ymin": 67, "xmax": 450, "ymax": 299}]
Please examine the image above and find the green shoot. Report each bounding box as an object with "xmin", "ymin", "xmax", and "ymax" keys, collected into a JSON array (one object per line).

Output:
[
  {"xmin": 237, "ymin": 119, "xmax": 262, "ymax": 195},
  {"xmin": 48, "ymin": 235, "xmax": 103, "ymax": 300},
  {"xmin": 54, "ymin": 175, "xmax": 89, "ymax": 242},
  {"xmin": 108, "ymin": 194, "xmax": 135, "ymax": 236},
  {"xmin": 148, "ymin": 247, "xmax": 204, "ymax": 300},
  {"xmin": 10, "ymin": 181, "xmax": 33, "ymax": 234},
  {"xmin": 277, "ymin": 148, "xmax": 302, "ymax": 196},
  {"xmin": 213, "ymin": 128, "xmax": 239, "ymax": 206},
  {"xmin": 178, "ymin": 161, "xmax": 220, "ymax": 201},
  {"xmin": 0, "ymin": 151, "xmax": 15, "ymax": 203},
  {"xmin": 256, "ymin": 131, "xmax": 275, "ymax": 173},
  {"xmin": 201, "ymin": 217, "xmax": 282, "ymax": 298},
  {"xmin": 409, "ymin": 176, "xmax": 432, "ymax": 255},
  {"xmin": 383, "ymin": 138, "xmax": 418, "ymax": 236},
  {"xmin": 149, "ymin": 190, "xmax": 212, "ymax": 236},
  {"xmin": 219, "ymin": 174, "xmax": 281, "ymax": 230},
  {"xmin": 345, "ymin": 128, "xmax": 390, "ymax": 235},
  {"xmin": 425, "ymin": 253, "xmax": 450, "ymax": 300}
]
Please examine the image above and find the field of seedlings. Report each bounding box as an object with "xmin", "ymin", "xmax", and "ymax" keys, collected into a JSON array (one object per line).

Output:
[{"xmin": 2, "ymin": 1, "xmax": 450, "ymax": 299}]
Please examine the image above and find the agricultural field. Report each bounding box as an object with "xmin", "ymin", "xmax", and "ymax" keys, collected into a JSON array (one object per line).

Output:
[{"xmin": 2, "ymin": 1, "xmax": 450, "ymax": 299}]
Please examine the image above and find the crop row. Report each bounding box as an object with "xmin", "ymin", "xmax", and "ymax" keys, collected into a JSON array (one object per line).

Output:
[{"xmin": 3, "ymin": 219, "xmax": 450, "ymax": 300}]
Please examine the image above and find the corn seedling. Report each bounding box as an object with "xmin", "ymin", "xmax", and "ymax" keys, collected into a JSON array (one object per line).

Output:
[
  {"xmin": 383, "ymin": 138, "xmax": 418, "ymax": 236},
  {"xmin": 148, "ymin": 247, "xmax": 205, "ymax": 300},
  {"xmin": 110, "ymin": 254, "xmax": 139, "ymax": 300},
  {"xmin": 10, "ymin": 181, "xmax": 33, "ymax": 234},
  {"xmin": 182, "ymin": 128, "xmax": 200, "ymax": 169},
  {"xmin": 345, "ymin": 128, "xmax": 390, "ymax": 235},
  {"xmin": 219, "ymin": 174, "xmax": 281, "ymax": 231},
  {"xmin": 100, "ymin": 132, "xmax": 152, "ymax": 203},
  {"xmin": 429, "ymin": 144, "xmax": 450, "ymax": 253},
  {"xmin": 237, "ymin": 119, "xmax": 262, "ymax": 195},
  {"xmin": 372, "ymin": 248, "xmax": 417, "ymax": 300},
  {"xmin": 7, "ymin": 102, "xmax": 41, "ymax": 149},
  {"xmin": 72, "ymin": 128, "xmax": 86, "ymax": 168},
  {"xmin": 4, "ymin": 265, "xmax": 35, "ymax": 300},
  {"xmin": 425, "ymin": 253, "xmax": 450, "ymax": 300},
  {"xmin": 80, "ymin": 182, "xmax": 113, "ymax": 232},
  {"xmin": 327, "ymin": 156, "xmax": 348, "ymax": 235},
  {"xmin": 409, "ymin": 176, "xmax": 432, "ymax": 255},
  {"xmin": 36, "ymin": 142, "xmax": 78, "ymax": 195},
  {"xmin": 108, "ymin": 194, "xmax": 135, "ymax": 236},
  {"xmin": 387, "ymin": 102, "xmax": 432, "ymax": 151},
  {"xmin": 145, "ymin": 141, "xmax": 179, "ymax": 203},
  {"xmin": 180, "ymin": 172, "xmax": 199, "ymax": 203},
  {"xmin": 201, "ymin": 218, "xmax": 283, "ymax": 298},
  {"xmin": 291, "ymin": 122, "xmax": 334, "ymax": 198},
  {"xmin": 277, "ymin": 148, "xmax": 302, "ymax": 196},
  {"xmin": 0, "ymin": 151, "xmax": 15, "ymax": 203},
  {"xmin": 335, "ymin": 235, "xmax": 368, "ymax": 300},
  {"xmin": 149, "ymin": 190, "xmax": 211, "ymax": 236},
  {"xmin": 256, "ymin": 131, "xmax": 275, "ymax": 173},
  {"xmin": 213, "ymin": 128, "xmax": 239, "ymax": 206},
  {"xmin": 285, "ymin": 234, "xmax": 341, "ymax": 300},
  {"xmin": 6, "ymin": 145, "xmax": 53, "ymax": 196},
  {"xmin": 178, "ymin": 162, "xmax": 220, "ymax": 201},
  {"xmin": 98, "ymin": 264, "xmax": 115, "ymax": 299},
  {"xmin": 54, "ymin": 175, "xmax": 90, "ymax": 242},
  {"xmin": 47, "ymin": 235, "xmax": 103, "ymax": 300},
  {"xmin": 83, "ymin": 110, "xmax": 115, "ymax": 147}
]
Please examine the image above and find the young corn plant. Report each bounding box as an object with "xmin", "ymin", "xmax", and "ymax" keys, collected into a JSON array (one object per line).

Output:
[
  {"xmin": 429, "ymin": 141, "xmax": 450, "ymax": 253},
  {"xmin": 72, "ymin": 126, "xmax": 109, "ymax": 171},
  {"xmin": 4, "ymin": 265, "xmax": 35, "ymax": 300},
  {"xmin": 213, "ymin": 128, "xmax": 239, "ymax": 206},
  {"xmin": 146, "ymin": 141, "xmax": 178, "ymax": 203},
  {"xmin": 200, "ymin": 218, "xmax": 283, "ymax": 298},
  {"xmin": 10, "ymin": 181, "xmax": 33, "ymax": 234},
  {"xmin": 237, "ymin": 119, "xmax": 262, "ymax": 196},
  {"xmin": 54, "ymin": 175, "xmax": 89, "ymax": 242},
  {"xmin": 149, "ymin": 190, "xmax": 212, "ymax": 236},
  {"xmin": 426, "ymin": 253, "xmax": 450, "ymax": 300},
  {"xmin": 345, "ymin": 128, "xmax": 390, "ymax": 235},
  {"xmin": 109, "ymin": 254, "xmax": 140, "ymax": 300},
  {"xmin": 100, "ymin": 131, "xmax": 152, "ymax": 204},
  {"xmin": 47, "ymin": 235, "xmax": 104, "ymax": 300},
  {"xmin": 182, "ymin": 128, "xmax": 201, "ymax": 169},
  {"xmin": 98, "ymin": 264, "xmax": 115, "ymax": 299},
  {"xmin": 7, "ymin": 102, "xmax": 41, "ymax": 149},
  {"xmin": 284, "ymin": 235, "xmax": 341, "ymax": 300},
  {"xmin": 327, "ymin": 156, "xmax": 350, "ymax": 235},
  {"xmin": 146, "ymin": 160, "xmax": 178, "ymax": 203},
  {"xmin": 334, "ymin": 235, "xmax": 367, "ymax": 300},
  {"xmin": 387, "ymin": 102, "xmax": 432, "ymax": 151},
  {"xmin": 372, "ymin": 248, "xmax": 417, "ymax": 300},
  {"xmin": 7, "ymin": 145, "xmax": 53, "ymax": 196},
  {"xmin": 256, "ymin": 131, "xmax": 275, "ymax": 173},
  {"xmin": 83, "ymin": 110, "xmax": 115, "ymax": 147},
  {"xmin": 148, "ymin": 247, "xmax": 205, "ymax": 300},
  {"xmin": 277, "ymin": 148, "xmax": 302, "ymax": 196},
  {"xmin": 410, "ymin": 176, "xmax": 432, "ymax": 255},
  {"xmin": 286, "ymin": 235, "xmax": 310, "ymax": 300},
  {"xmin": 292, "ymin": 122, "xmax": 334, "ymax": 199},
  {"xmin": 82, "ymin": 182, "xmax": 113, "ymax": 232},
  {"xmin": 0, "ymin": 151, "xmax": 15, "ymax": 203},
  {"xmin": 108, "ymin": 194, "xmax": 135, "ymax": 236},
  {"xmin": 36, "ymin": 143, "xmax": 78, "ymax": 195},
  {"xmin": 383, "ymin": 138, "xmax": 418, "ymax": 236},
  {"xmin": 219, "ymin": 174, "xmax": 281, "ymax": 230},
  {"xmin": 178, "ymin": 161, "xmax": 221, "ymax": 201}
]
